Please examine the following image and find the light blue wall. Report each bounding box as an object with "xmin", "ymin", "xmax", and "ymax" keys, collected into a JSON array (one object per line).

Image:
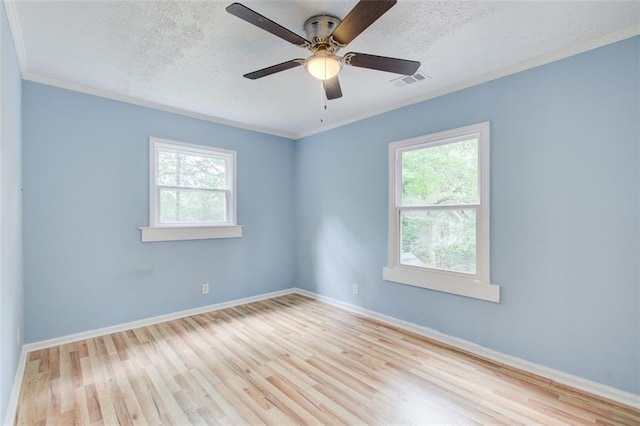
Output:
[
  {"xmin": 22, "ymin": 82, "xmax": 296, "ymax": 343},
  {"xmin": 19, "ymin": 32, "xmax": 640, "ymax": 396},
  {"xmin": 0, "ymin": 3, "xmax": 23, "ymax": 422},
  {"xmin": 295, "ymin": 36, "xmax": 640, "ymax": 394}
]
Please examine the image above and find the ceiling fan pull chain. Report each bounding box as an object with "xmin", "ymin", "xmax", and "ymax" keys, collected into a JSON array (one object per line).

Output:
[{"xmin": 320, "ymin": 83, "xmax": 327, "ymax": 123}]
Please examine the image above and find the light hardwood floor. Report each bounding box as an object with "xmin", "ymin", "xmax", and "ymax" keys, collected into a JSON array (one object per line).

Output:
[{"xmin": 15, "ymin": 294, "xmax": 640, "ymax": 425}]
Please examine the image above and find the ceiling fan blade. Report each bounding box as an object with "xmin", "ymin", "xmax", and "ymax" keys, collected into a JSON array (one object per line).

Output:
[
  {"xmin": 323, "ymin": 76, "xmax": 343, "ymax": 100},
  {"xmin": 344, "ymin": 52, "xmax": 420, "ymax": 75},
  {"xmin": 243, "ymin": 59, "xmax": 305, "ymax": 80},
  {"xmin": 330, "ymin": 0, "xmax": 397, "ymax": 46},
  {"xmin": 226, "ymin": 3, "xmax": 310, "ymax": 47}
]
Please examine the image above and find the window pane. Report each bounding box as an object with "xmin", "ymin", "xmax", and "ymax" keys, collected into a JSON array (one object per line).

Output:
[
  {"xmin": 160, "ymin": 189, "xmax": 227, "ymax": 223},
  {"xmin": 158, "ymin": 150, "xmax": 226, "ymax": 189},
  {"xmin": 401, "ymin": 139, "xmax": 478, "ymax": 206},
  {"xmin": 400, "ymin": 209, "xmax": 476, "ymax": 274}
]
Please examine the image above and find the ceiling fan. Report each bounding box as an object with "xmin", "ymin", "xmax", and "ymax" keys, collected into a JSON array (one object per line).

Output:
[{"xmin": 226, "ymin": 0, "xmax": 421, "ymax": 100}]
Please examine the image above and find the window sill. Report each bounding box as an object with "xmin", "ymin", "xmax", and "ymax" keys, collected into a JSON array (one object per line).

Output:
[
  {"xmin": 140, "ymin": 225, "xmax": 243, "ymax": 242},
  {"xmin": 382, "ymin": 266, "xmax": 500, "ymax": 303}
]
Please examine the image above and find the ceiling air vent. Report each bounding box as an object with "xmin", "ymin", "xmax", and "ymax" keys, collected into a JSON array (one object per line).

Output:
[{"xmin": 390, "ymin": 72, "xmax": 427, "ymax": 87}]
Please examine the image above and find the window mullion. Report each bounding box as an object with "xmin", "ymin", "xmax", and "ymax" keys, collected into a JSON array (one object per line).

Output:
[
  {"xmin": 398, "ymin": 204, "xmax": 480, "ymax": 211},
  {"xmin": 157, "ymin": 185, "xmax": 226, "ymax": 193}
]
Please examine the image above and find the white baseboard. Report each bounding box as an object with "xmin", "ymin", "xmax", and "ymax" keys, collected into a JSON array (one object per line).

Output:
[
  {"xmin": 6, "ymin": 286, "xmax": 639, "ymax": 425},
  {"xmin": 294, "ymin": 288, "xmax": 640, "ymax": 410},
  {"xmin": 23, "ymin": 288, "xmax": 296, "ymax": 352},
  {"xmin": 4, "ymin": 288, "xmax": 296, "ymax": 425},
  {"xmin": 3, "ymin": 347, "xmax": 27, "ymax": 426}
]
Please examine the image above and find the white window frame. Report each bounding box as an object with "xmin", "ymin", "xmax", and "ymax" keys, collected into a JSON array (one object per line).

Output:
[
  {"xmin": 140, "ymin": 137, "xmax": 242, "ymax": 242},
  {"xmin": 382, "ymin": 122, "xmax": 500, "ymax": 302}
]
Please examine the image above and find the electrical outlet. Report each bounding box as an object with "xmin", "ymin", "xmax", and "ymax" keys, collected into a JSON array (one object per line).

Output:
[
  {"xmin": 201, "ymin": 282, "xmax": 209, "ymax": 295},
  {"xmin": 352, "ymin": 283, "xmax": 359, "ymax": 294}
]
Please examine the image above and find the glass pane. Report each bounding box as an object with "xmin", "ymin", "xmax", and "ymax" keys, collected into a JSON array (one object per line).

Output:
[
  {"xmin": 402, "ymin": 138, "xmax": 478, "ymax": 206},
  {"xmin": 400, "ymin": 209, "xmax": 476, "ymax": 274},
  {"xmin": 158, "ymin": 150, "xmax": 226, "ymax": 189},
  {"xmin": 160, "ymin": 189, "xmax": 227, "ymax": 223}
]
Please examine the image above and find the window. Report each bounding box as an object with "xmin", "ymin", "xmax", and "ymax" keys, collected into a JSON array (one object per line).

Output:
[
  {"xmin": 383, "ymin": 122, "xmax": 499, "ymax": 302},
  {"xmin": 140, "ymin": 138, "xmax": 242, "ymax": 242}
]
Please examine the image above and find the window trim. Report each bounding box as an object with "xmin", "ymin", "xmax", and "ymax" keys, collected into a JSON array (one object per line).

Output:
[
  {"xmin": 140, "ymin": 137, "xmax": 242, "ymax": 242},
  {"xmin": 382, "ymin": 122, "xmax": 500, "ymax": 303}
]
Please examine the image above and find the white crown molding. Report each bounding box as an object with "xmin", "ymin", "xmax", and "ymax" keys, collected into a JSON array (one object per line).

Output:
[
  {"xmin": 20, "ymin": 72, "xmax": 297, "ymax": 140},
  {"xmin": 294, "ymin": 288, "xmax": 640, "ymax": 410},
  {"xmin": 7, "ymin": 6, "xmax": 637, "ymax": 142},
  {"xmin": 3, "ymin": 346, "xmax": 27, "ymax": 426},
  {"xmin": 294, "ymin": 25, "xmax": 640, "ymax": 140},
  {"xmin": 3, "ymin": 1, "xmax": 28, "ymax": 74}
]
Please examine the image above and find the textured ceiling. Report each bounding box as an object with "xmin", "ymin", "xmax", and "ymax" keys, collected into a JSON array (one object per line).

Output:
[{"xmin": 6, "ymin": 1, "xmax": 640, "ymax": 138}]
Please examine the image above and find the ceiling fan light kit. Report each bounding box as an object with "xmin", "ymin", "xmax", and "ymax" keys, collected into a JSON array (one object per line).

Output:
[
  {"xmin": 305, "ymin": 52, "xmax": 342, "ymax": 81},
  {"xmin": 226, "ymin": 0, "xmax": 420, "ymax": 100}
]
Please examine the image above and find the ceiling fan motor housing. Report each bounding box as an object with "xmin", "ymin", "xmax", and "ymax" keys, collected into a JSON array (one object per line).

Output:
[{"xmin": 304, "ymin": 15, "xmax": 343, "ymax": 53}]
